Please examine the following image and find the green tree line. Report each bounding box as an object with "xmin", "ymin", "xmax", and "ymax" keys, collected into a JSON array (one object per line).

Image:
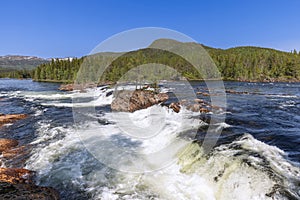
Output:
[
  {"xmin": 33, "ymin": 58, "xmax": 83, "ymax": 82},
  {"xmin": 206, "ymin": 46, "xmax": 300, "ymax": 81},
  {"xmin": 28, "ymin": 44, "xmax": 300, "ymax": 83},
  {"xmin": 0, "ymin": 69, "xmax": 33, "ymax": 79}
]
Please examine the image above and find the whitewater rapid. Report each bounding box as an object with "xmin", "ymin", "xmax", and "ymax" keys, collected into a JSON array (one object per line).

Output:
[
  {"xmin": 2, "ymin": 82, "xmax": 299, "ymax": 200},
  {"xmin": 6, "ymin": 86, "xmax": 293, "ymax": 200}
]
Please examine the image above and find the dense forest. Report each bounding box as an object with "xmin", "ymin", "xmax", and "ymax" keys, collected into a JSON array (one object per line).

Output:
[
  {"xmin": 206, "ymin": 46, "xmax": 300, "ymax": 81},
  {"xmin": 5, "ymin": 41, "xmax": 300, "ymax": 82},
  {"xmin": 33, "ymin": 58, "xmax": 83, "ymax": 82}
]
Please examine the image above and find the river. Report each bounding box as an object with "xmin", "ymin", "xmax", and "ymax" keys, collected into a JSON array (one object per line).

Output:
[{"xmin": 0, "ymin": 78, "xmax": 299, "ymax": 200}]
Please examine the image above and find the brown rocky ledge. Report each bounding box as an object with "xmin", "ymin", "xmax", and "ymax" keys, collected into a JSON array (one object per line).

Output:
[
  {"xmin": 0, "ymin": 181, "xmax": 60, "ymax": 200},
  {"xmin": 169, "ymin": 102, "xmax": 181, "ymax": 113},
  {"xmin": 111, "ymin": 90, "xmax": 169, "ymax": 112},
  {"xmin": 111, "ymin": 89, "xmax": 217, "ymax": 114},
  {"xmin": 0, "ymin": 168, "xmax": 34, "ymax": 184},
  {"xmin": 58, "ymin": 84, "xmax": 75, "ymax": 91},
  {"xmin": 59, "ymin": 83, "xmax": 94, "ymax": 91},
  {"xmin": 0, "ymin": 114, "xmax": 27, "ymax": 127},
  {"xmin": 0, "ymin": 139, "xmax": 18, "ymax": 152},
  {"xmin": 0, "ymin": 115, "xmax": 60, "ymax": 199},
  {"xmin": 169, "ymin": 98, "xmax": 217, "ymax": 113},
  {"xmin": 2, "ymin": 145, "xmax": 30, "ymax": 160},
  {"xmin": 59, "ymin": 81, "xmax": 115, "ymax": 91}
]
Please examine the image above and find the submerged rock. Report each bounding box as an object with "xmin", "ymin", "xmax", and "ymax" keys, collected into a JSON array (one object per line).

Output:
[
  {"xmin": 111, "ymin": 90, "xmax": 169, "ymax": 112},
  {"xmin": 0, "ymin": 114, "xmax": 27, "ymax": 127},
  {"xmin": 0, "ymin": 182, "xmax": 60, "ymax": 200},
  {"xmin": 0, "ymin": 139, "xmax": 18, "ymax": 152}
]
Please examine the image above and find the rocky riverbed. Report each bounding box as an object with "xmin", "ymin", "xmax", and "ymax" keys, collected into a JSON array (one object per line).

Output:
[{"xmin": 0, "ymin": 113, "xmax": 60, "ymax": 199}]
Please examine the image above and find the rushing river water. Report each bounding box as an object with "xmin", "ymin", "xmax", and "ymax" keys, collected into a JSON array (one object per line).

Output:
[{"xmin": 0, "ymin": 78, "xmax": 299, "ymax": 200}]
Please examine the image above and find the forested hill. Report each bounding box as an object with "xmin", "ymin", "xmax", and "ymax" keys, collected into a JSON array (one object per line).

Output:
[
  {"xmin": 32, "ymin": 40, "xmax": 300, "ymax": 83},
  {"xmin": 206, "ymin": 46, "xmax": 300, "ymax": 81}
]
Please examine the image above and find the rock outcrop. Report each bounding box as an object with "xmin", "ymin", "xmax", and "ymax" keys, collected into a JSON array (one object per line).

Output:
[
  {"xmin": 169, "ymin": 102, "xmax": 181, "ymax": 113},
  {"xmin": 58, "ymin": 84, "xmax": 74, "ymax": 91},
  {"xmin": 59, "ymin": 82, "xmax": 114, "ymax": 91},
  {"xmin": 111, "ymin": 90, "xmax": 169, "ymax": 112},
  {"xmin": 0, "ymin": 168, "xmax": 34, "ymax": 184},
  {"xmin": 0, "ymin": 114, "xmax": 27, "ymax": 127},
  {"xmin": 2, "ymin": 145, "xmax": 29, "ymax": 159},
  {"xmin": 0, "ymin": 181, "xmax": 60, "ymax": 200},
  {"xmin": 0, "ymin": 139, "xmax": 18, "ymax": 152},
  {"xmin": 0, "ymin": 112, "xmax": 60, "ymax": 199},
  {"xmin": 110, "ymin": 89, "xmax": 218, "ymax": 114},
  {"xmin": 225, "ymin": 90, "xmax": 249, "ymax": 95},
  {"xmin": 169, "ymin": 98, "xmax": 214, "ymax": 113}
]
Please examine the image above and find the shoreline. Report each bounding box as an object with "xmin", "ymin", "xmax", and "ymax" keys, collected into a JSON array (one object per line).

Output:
[{"xmin": 1, "ymin": 77, "xmax": 300, "ymax": 84}]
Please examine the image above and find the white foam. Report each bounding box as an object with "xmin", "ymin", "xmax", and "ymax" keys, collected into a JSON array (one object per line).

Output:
[
  {"xmin": 40, "ymin": 87, "xmax": 114, "ymax": 107},
  {"xmin": 24, "ymin": 100, "xmax": 300, "ymax": 200},
  {"xmin": 266, "ymin": 94, "xmax": 298, "ymax": 98},
  {"xmin": 178, "ymin": 134, "xmax": 300, "ymax": 200}
]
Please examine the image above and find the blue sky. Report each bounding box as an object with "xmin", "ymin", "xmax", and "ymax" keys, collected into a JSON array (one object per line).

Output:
[{"xmin": 1, "ymin": 0, "xmax": 300, "ymax": 58}]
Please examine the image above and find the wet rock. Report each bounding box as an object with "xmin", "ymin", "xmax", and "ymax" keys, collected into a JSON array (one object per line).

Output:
[
  {"xmin": 2, "ymin": 145, "xmax": 30, "ymax": 160},
  {"xmin": 58, "ymin": 84, "xmax": 74, "ymax": 91},
  {"xmin": 194, "ymin": 98, "xmax": 204, "ymax": 104},
  {"xmin": 0, "ymin": 168, "xmax": 34, "ymax": 184},
  {"xmin": 225, "ymin": 90, "xmax": 249, "ymax": 95},
  {"xmin": 187, "ymin": 104, "xmax": 201, "ymax": 112},
  {"xmin": 179, "ymin": 99, "xmax": 188, "ymax": 105},
  {"xmin": 196, "ymin": 91, "xmax": 210, "ymax": 96},
  {"xmin": 0, "ymin": 114, "xmax": 27, "ymax": 127},
  {"xmin": 211, "ymin": 105, "xmax": 222, "ymax": 110},
  {"xmin": 97, "ymin": 81, "xmax": 115, "ymax": 86},
  {"xmin": 169, "ymin": 102, "xmax": 181, "ymax": 113},
  {"xmin": 200, "ymin": 108, "xmax": 210, "ymax": 113},
  {"xmin": 0, "ymin": 139, "xmax": 18, "ymax": 152},
  {"xmin": 111, "ymin": 90, "xmax": 169, "ymax": 112},
  {"xmin": 59, "ymin": 83, "xmax": 113, "ymax": 91},
  {"xmin": 0, "ymin": 182, "xmax": 60, "ymax": 200}
]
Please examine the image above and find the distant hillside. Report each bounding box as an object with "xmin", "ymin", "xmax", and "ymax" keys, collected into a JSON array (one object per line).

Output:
[
  {"xmin": 0, "ymin": 55, "xmax": 49, "ymax": 71},
  {"xmin": 21, "ymin": 40, "xmax": 300, "ymax": 82},
  {"xmin": 0, "ymin": 55, "xmax": 49, "ymax": 78}
]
